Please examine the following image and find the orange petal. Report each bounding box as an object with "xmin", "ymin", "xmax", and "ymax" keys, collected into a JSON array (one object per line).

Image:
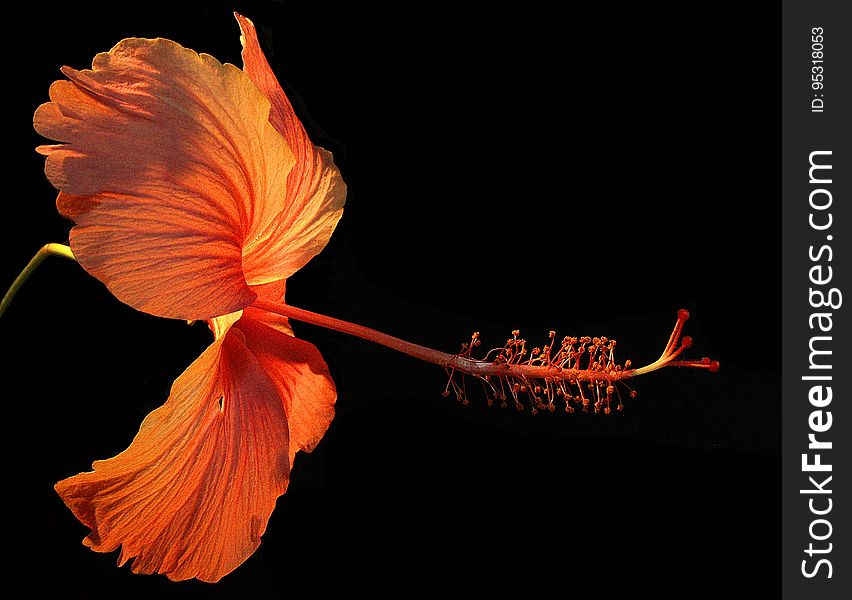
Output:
[
  {"xmin": 34, "ymin": 38, "xmax": 295, "ymax": 320},
  {"xmin": 208, "ymin": 286, "xmax": 334, "ymax": 461},
  {"xmin": 236, "ymin": 14, "xmax": 346, "ymax": 285},
  {"xmin": 55, "ymin": 323, "xmax": 334, "ymax": 582},
  {"xmin": 237, "ymin": 316, "xmax": 336, "ymax": 461}
]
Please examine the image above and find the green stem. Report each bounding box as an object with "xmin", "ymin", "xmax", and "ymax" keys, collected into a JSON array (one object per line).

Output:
[{"xmin": 0, "ymin": 243, "xmax": 75, "ymax": 318}]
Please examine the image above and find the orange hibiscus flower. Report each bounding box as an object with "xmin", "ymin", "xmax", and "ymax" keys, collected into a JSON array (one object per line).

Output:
[
  {"xmin": 33, "ymin": 14, "xmax": 345, "ymax": 582},
  {"xmin": 20, "ymin": 11, "xmax": 722, "ymax": 586}
]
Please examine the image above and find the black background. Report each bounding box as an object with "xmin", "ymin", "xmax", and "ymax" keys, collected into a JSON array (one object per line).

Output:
[{"xmin": 3, "ymin": 1, "xmax": 779, "ymax": 597}]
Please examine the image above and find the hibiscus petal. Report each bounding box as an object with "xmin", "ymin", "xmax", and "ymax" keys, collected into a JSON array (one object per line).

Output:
[
  {"xmin": 235, "ymin": 14, "xmax": 346, "ymax": 285},
  {"xmin": 237, "ymin": 316, "xmax": 336, "ymax": 461},
  {"xmin": 34, "ymin": 38, "xmax": 295, "ymax": 320},
  {"xmin": 55, "ymin": 322, "xmax": 334, "ymax": 582},
  {"xmin": 206, "ymin": 283, "xmax": 333, "ymax": 461}
]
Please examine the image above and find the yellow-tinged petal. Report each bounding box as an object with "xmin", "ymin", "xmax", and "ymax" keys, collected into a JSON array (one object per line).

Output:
[
  {"xmin": 55, "ymin": 317, "xmax": 335, "ymax": 582},
  {"xmin": 236, "ymin": 14, "xmax": 347, "ymax": 285},
  {"xmin": 35, "ymin": 37, "xmax": 296, "ymax": 320}
]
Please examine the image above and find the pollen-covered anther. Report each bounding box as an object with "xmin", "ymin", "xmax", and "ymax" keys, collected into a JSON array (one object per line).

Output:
[{"xmin": 441, "ymin": 315, "xmax": 717, "ymax": 413}]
